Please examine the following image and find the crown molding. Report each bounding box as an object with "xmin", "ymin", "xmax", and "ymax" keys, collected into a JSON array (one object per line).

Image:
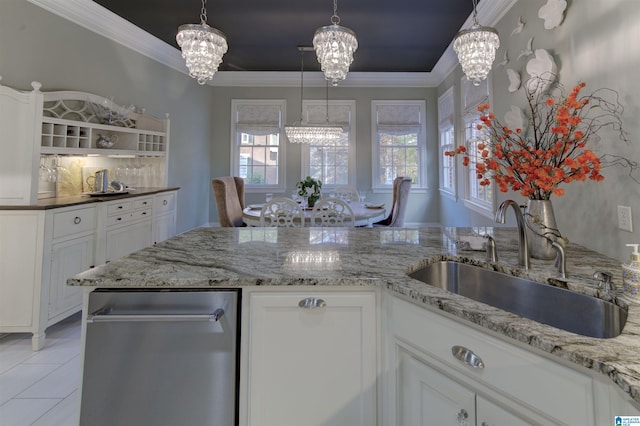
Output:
[{"xmin": 28, "ymin": 0, "xmax": 517, "ymax": 88}]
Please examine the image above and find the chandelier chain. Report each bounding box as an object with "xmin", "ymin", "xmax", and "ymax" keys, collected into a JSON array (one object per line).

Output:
[
  {"xmin": 331, "ymin": 0, "xmax": 340, "ymax": 25},
  {"xmin": 471, "ymin": 0, "xmax": 479, "ymax": 25},
  {"xmin": 299, "ymin": 50, "xmax": 305, "ymax": 122},
  {"xmin": 200, "ymin": 0, "xmax": 208, "ymax": 25}
]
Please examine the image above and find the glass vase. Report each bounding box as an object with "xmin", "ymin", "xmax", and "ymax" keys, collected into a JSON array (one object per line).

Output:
[{"xmin": 524, "ymin": 199, "xmax": 562, "ymax": 260}]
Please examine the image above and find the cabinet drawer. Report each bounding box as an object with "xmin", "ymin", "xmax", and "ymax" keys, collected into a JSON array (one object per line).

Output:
[
  {"xmin": 132, "ymin": 197, "xmax": 152, "ymax": 210},
  {"xmin": 107, "ymin": 201, "xmax": 131, "ymax": 216},
  {"xmin": 389, "ymin": 296, "xmax": 594, "ymax": 424},
  {"xmin": 132, "ymin": 208, "xmax": 152, "ymax": 221},
  {"xmin": 52, "ymin": 207, "xmax": 96, "ymax": 239},
  {"xmin": 154, "ymin": 192, "xmax": 175, "ymax": 215}
]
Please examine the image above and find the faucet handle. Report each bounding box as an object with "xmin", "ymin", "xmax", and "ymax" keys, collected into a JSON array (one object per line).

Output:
[
  {"xmin": 551, "ymin": 241, "xmax": 566, "ymax": 279},
  {"xmin": 484, "ymin": 235, "xmax": 498, "ymax": 262},
  {"xmin": 593, "ymin": 271, "xmax": 614, "ymax": 292}
]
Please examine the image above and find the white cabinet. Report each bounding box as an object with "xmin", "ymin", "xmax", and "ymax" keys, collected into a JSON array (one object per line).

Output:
[
  {"xmin": 385, "ymin": 295, "xmax": 596, "ymax": 426},
  {"xmin": 102, "ymin": 197, "xmax": 153, "ymax": 262},
  {"xmin": 0, "ymin": 205, "xmax": 96, "ymax": 350},
  {"xmin": 152, "ymin": 191, "xmax": 176, "ymax": 244},
  {"xmin": 398, "ymin": 348, "xmax": 535, "ymax": 426},
  {"xmin": 241, "ymin": 290, "xmax": 377, "ymax": 426},
  {"xmin": 48, "ymin": 233, "xmax": 94, "ymax": 320}
]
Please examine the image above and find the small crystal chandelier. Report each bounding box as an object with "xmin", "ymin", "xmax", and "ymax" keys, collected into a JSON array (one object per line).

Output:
[
  {"xmin": 176, "ymin": 0, "xmax": 228, "ymax": 85},
  {"xmin": 453, "ymin": 0, "xmax": 500, "ymax": 86},
  {"xmin": 312, "ymin": 0, "xmax": 358, "ymax": 86},
  {"xmin": 285, "ymin": 47, "xmax": 344, "ymax": 144}
]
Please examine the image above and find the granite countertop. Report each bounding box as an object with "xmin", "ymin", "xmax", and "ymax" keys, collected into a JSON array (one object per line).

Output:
[
  {"xmin": 0, "ymin": 187, "xmax": 179, "ymax": 210},
  {"xmin": 69, "ymin": 226, "xmax": 640, "ymax": 404}
]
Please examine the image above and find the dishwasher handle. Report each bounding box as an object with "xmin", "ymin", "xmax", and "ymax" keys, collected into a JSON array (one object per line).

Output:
[{"xmin": 87, "ymin": 307, "xmax": 225, "ymax": 323}]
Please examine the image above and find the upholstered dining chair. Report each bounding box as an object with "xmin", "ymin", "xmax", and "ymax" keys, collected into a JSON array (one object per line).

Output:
[
  {"xmin": 310, "ymin": 198, "xmax": 355, "ymax": 227},
  {"xmin": 332, "ymin": 185, "xmax": 360, "ymax": 203},
  {"xmin": 212, "ymin": 176, "xmax": 246, "ymax": 227},
  {"xmin": 260, "ymin": 197, "xmax": 304, "ymax": 227},
  {"xmin": 373, "ymin": 176, "xmax": 412, "ymax": 227}
]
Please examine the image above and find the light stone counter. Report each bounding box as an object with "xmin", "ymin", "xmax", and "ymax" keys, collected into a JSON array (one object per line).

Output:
[{"xmin": 69, "ymin": 226, "xmax": 640, "ymax": 404}]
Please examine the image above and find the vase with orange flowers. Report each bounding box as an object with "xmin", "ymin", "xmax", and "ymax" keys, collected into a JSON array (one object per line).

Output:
[{"xmin": 447, "ymin": 75, "xmax": 630, "ymax": 259}]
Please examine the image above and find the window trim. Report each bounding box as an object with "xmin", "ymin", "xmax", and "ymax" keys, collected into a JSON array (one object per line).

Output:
[
  {"xmin": 299, "ymin": 99, "xmax": 356, "ymax": 189},
  {"xmin": 371, "ymin": 100, "xmax": 428, "ymax": 193},
  {"xmin": 438, "ymin": 87, "xmax": 457, "ymax": 200},
  {"xmin": 230, "ymin": 99, "xmax": 286, "ymax": 193},
  {"xmin": 460, "ymin": 77, "xmax": 495, "ymax": 218}
]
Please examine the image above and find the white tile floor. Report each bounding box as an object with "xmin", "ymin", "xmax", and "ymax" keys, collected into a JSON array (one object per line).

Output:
[{"xmin": 0, "ymin": 313, "xmax": 82, "ymax": 426}]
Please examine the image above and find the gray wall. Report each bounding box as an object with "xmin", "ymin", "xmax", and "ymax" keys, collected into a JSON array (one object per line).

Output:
[
  {"xmin": 0, "ymin": 0, "xmax": 214, "ymax": 234},
  {"xmin": 209, "ymin": 86, "xmax": 440, "ymax": 225},
  {"xmin": 439, "ymin": 0, "xmax": 640, "ymax": 261}
]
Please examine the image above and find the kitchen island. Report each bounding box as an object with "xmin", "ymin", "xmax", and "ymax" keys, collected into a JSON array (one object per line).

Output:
[{"xmin": 70, "ymin": 226, "xmax": 640, "ymax": 423}]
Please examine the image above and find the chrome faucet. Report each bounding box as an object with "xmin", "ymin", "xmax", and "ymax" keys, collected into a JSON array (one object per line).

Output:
[
  {"xmin": 551, "ymin": 241, "xmax": 566, "ymax": 278},
  {"xmin": 495, "ymin": 200, "xmax": 530, "ymax": 270}
]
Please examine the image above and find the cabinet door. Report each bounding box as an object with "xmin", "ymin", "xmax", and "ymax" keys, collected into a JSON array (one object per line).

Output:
[
  {"xmin": 105, "ymin": 220, "xmax": 152, "ymax": 262},
  {"xmin": 476, "ymin": 395, "xmax": 535, "ymax": 426},
  {"xmin": 246, "ymin": 291, "xmax": 377, "ymax": 426},
  {"xmin": 49, "ymin": 234, "xmax": 94, "ymax": 320},
  {"xmin": 399, "ymin": 349, "xmax": 476, "ymax": 426},
  {"xmin": 153, "ymin": 212, "xmax": 176, "ymax": 244}
]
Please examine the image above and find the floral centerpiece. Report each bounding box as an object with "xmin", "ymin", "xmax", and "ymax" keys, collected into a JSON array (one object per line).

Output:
[
  {"xmin": 296, "ymin": 176, "xmax": 322, "ymax": 208},
  {"xmin": 447, "ymin": 76, "xmax": 629, "ymax": 200},
  {"xmin": 447, "ymin": 75, "xmax": 631, "ymax": 258}
]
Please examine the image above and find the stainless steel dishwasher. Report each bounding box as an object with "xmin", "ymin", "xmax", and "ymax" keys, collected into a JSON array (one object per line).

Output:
[{"xmin": 80, "ymin": 289, "xmax": 239, "ymax": 426}]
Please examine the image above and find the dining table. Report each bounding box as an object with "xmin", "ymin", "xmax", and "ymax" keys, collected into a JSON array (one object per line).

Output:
[{"xmin": 242, "ymin": 201, "xmax": 386, "ymax": 227}]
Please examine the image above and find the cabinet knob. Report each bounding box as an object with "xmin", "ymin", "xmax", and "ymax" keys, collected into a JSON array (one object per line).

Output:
[
  {"xmin": 452, "ymin": 345, "xmax": 485, "ymax": 369},
  {"xmin": 481, "ymin": 422, "xmax": 490, "ymax": 426},
  {"xmin": 143, "ymin": 201, "xmax": 148, "ymax": 205},
  {"xmin": 118, "ymin": 205, "xmax": 124, "ymax": 209},
  {"xmin": 457, "ymin": 408, "xmax": 469, "ymax": 426},
  {"xmin": 163, "ymin": 199, "xmax": 168, "ymax": 206},
  {"xmin": 73, "ymin": 216, "xmax": 81, "ymax": 225},
  {"xmin": 298, "ymin": 297, "xmax": 327, "ymax": 309}
]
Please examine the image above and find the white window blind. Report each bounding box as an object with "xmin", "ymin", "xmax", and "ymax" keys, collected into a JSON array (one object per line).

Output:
[
  {"xmin": 235, "ymin": 104, "xmax": 282, "ymax": 135},
  {"xmin": 305, "ymin": 104, "xmax": 351, "ymax": 131},
  {"xmin": 375, "ymin": 104, "xmax": 421, "ymax": 135}
]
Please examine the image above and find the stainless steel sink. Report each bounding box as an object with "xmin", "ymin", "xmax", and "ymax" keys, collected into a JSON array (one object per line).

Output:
[{"xmin": 409, "ymin": 261, "xmax": 627, "ymax": 339}]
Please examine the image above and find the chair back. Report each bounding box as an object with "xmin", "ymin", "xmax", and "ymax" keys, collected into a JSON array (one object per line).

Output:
[
  {"xmin": 333, "ymin": 185, "xmax": 360, "ymax": 202},
  {"xmin": 260, "ymin": 198, "xmax": 304, "ymax": 227},
  {"xmin": 212, "ymin": 177, "xmax": 245, "ymax": 227},
  {"xmin": 310, "ymin": 198, "xmax": 355, "ymax": 227},
  {"xmin": 374, "ymin": 176, "xmax": 412, "ymax": 227}
]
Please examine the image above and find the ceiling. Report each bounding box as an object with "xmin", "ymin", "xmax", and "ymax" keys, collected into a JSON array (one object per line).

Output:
[{"xmin": 92, "ymin": 0, "xmax": 475, "ymax": 73}]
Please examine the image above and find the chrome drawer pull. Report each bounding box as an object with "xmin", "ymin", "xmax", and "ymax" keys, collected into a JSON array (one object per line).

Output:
[
  {"xmin": 452, "ymin": 345, "xmax": 485, "ymax": 369},
  {"xmin": 298, "ymin": 297, "xmax": 326, "ymax": 309},
  {"xmin": 73, "ymin": 216, "xmax": 81, "ymax": 224}
]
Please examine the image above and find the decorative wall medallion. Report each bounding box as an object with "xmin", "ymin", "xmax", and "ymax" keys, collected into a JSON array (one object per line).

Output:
[
  {"xmin": 498, "ymin": 50, "xmax": 509, "ymax": 67},
  {"xmin": 504, "ymin": 105, "xmax": 526, "ymax": 133},
  {"xmin": 517, "ymin": 37, "xmax": 534, "ymax": 61},
  {"xmin": 538, "ymin": 0, "xmax": 567, "ymax": 30},
  {"xmin": 511, "ymin": 16, "xmax": 525, "ymax": 36},
  {"xmin": 526, "ymin": 49, "xmax": 557, "ymax": 92},
  {"xmin": 506, "ymin": 69, "xmax": 521, "ymax": 92}
]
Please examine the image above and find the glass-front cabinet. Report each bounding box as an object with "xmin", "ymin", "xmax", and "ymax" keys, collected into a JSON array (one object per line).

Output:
[{"xmin": 0, "ymin": 79, "xmax": 170, "ymax": 205}]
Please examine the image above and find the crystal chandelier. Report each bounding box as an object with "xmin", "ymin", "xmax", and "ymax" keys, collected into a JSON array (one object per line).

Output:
[
  {"xmin": 285, "ymin": 47, "xmax": 344, "ymax": 144},
  {"xmin": 453, "ymin": 0, "xmax": 500, "ymax": 86},
  {"xmin": 312, "ymin": 0, "xmax": 358, "ymax": 86},
  {"xmin": 176, "ymin": 0, "xmax": 228, "ymax": 85}
]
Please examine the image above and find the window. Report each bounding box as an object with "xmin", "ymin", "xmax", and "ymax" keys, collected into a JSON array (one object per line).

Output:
[
  {"xmin": 231, "ymin": 100, "xmax": 285, "ymax": 191},
  {"xmin": 371, "ymin": 100, "xmax": 427, "ymax": 191},
  {"xmin": 461, "ymin": 77, "xmax": 494, "ymax": 217},
  {"xmin": 438, "ymin": 87, "xmax": 456, "ymax": 199},
  {"xmin": 300, "ymin": 100, "xmax": 356, "ymax": 188}
]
